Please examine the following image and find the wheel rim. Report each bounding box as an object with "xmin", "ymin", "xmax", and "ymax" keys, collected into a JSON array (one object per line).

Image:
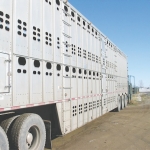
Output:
[{"xmin": 26, "ymin": 126, "xmax": 40, "ymax": 149}]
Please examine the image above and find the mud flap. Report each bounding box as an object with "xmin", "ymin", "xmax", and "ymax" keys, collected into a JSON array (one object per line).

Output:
[{"xmin": 44, "ymin": 120, "xmax": 52, "ymax": 149}]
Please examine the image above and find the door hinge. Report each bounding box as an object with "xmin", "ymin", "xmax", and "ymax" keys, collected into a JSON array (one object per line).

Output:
[{"xmin": 7, "ymin": 72, "xmax": 12, "ymax": 76}]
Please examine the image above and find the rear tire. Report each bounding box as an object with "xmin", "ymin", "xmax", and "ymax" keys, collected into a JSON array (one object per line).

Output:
[
  {"xmin": 124, "ymin": 95, "xmax": 127, "ymax": 108},
  {"xmin": 117, "ymin": 96, "xmax": 121, "ymax": 112},
  {"xmin": 0, "ymin": 126, "xmax": 9, "ymax": 150},
  {"xmin": 0, "ymin": 115, "xmax": 19, "ymax": 134},
  {"xmin": 121, "ymin": 95, "xmax": 124, "ymax": 109},
  {"xmin": 10, "ymin": 113, "xmax": 46, "ymax": 150}
]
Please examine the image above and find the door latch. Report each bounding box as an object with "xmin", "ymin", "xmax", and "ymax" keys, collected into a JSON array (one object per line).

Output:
[
  {"xmin": 5, "ymin": 85, "xmax": 11, "ymax": 88},
  {"xmin": 5, "ymin": 59, "xmax": 11, "ymax": 63}
]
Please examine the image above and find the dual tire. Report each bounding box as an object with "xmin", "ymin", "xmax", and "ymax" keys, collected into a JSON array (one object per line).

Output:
[
  {"xmin": 121, "ymin": 95, "xmax": 125, "ymax": 109},
  {"xmin": 0, "ymin": 126, "xmax": 9, "ymax": 150},
  {"xmin": 124, "ymin": 94, "xmax": 128, "ymax": 107},
  {"xmin": 0, "ymin": 113, "xmax": 46, "ymax": 150},
  {"xmin": 117, "ymin": 96, "xmax": 121, "ymax": 112},
  {"xmin": 117, "ymin": 94, "xmax": 128, "ymax": 112}
]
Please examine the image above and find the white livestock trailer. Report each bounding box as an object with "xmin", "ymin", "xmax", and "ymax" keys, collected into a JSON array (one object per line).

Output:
[{"xmin": 0, "ymin": 0, "xmax": 128, "ymax": 149}]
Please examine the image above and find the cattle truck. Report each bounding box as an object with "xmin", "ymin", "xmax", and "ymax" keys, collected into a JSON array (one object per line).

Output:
[{"xmin": 0, "ymin": 0, "xmax": 128, "ymax": 149}]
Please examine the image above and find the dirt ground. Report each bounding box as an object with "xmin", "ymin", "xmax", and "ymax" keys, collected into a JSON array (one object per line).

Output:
[{"xmin": 46, "ymin": 93, "xmax": 150, "ymax": 150}]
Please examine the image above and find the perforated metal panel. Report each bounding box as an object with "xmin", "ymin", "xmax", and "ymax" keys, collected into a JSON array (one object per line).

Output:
[
  {"xmin": 77, "ymin": 68, "xmax": 83, "ymax": 127},
  {"xmin": 88, "ymin": 70, "xmax": 93, "ymax": 121},
  {"xmin": 30, "ymin": 59, "xmax": 42, "ymax": 103},
  {"xmin": 96, "ymin": 72, "xmax": 101, "ymax": 118},
  {"xmin": 13, "ymin": 0, "xmax": 29, "ymax": 56},
  {"xmin": 87, "ymin": 24, "xmax": 92, "ymax": 70},
  {"xmin": 78, "ymin": 101, "xmax": 83, "ymax": 127},
  {"xmin": 56, "ymin": 102, "xmax": 63, "ymax": 132},
  {"xmin": 53, "ymin": 0, "xmax": 62, "ymax": 63},
  {"xmin": 43, "ymin": 61, "xmax": 53, "ymax": 102},
  {"xmin": 96, "ymin": 33, "xmax": 101, "ymax": 72},
  {"xmin": 63, "ymin": 101, "xmax": 71, "ymax": 134},
  {"xmin": 29, "ymin": 0, "xmax": 42, "ymax": 59},
  {"xmin": 13, "ymin": 56, "xmax": 29, "ymax": 106},
  {"xmin": 0, "ymin": 0, "xmax": 13, "ymax": 108},
  {"xmin": 62, "ymin": 4, "xmax": 71, "ymax": 65},
  {"xmin": 71, "ymin": 67, "xmax": 77, "ymax": 130},
  {"xmin": 108, "ymin": 97, "xmax": 111, "ymax": 112},
  {"xmin": 43, "ymin": 0, "xmax": 53, "ymax": 61},
  {"xmin": 91, "ymin": 27, "xmax": 96, "ymax": 71},
  {"xmin": 102, "ymin": 93, "xmax": 108, "ymax": 115},
  {"xmin": 83, "ymin": 69, "xmax": 88, "ymax": 124},
  {"xmin": 0, "ymin": 0, "xmax": 129, "ymax": 137},
  {"xmin": 82, "ymin": 20, "xmax": 88, "ymax": 69},
  {"xmin": 0, "ymin": 0, "xmax": 12, "ymax": 53},
  {"xmin": 77, "ymin": 68, "xmax": 82, "ymax": 97},
  {"xmin": 102, "ymin": 74, "xmax": 107, "ymax": 93},
  {"xmin": 54, "ymin": 63, "xmax": 63, "ymax": 101},
  {"xmin": 92, "ymin": 71, "xmax": 96, "ymax": 119},
  {"xmin": 71, "ymin": 100, "xmax": 77, "ymax": 131},
  {"xmin": 77, "ymin": 15, "xmax": 82, "ymax": 68},
  {"xmin": 63, "ymin": 65, "xmax": 71, "ymax": 100},
  {"xmin": 70, "ymin": 10, "xmax": 77, "ymax": 67}
]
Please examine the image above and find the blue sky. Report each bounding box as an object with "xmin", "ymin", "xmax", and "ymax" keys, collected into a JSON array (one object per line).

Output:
[{"xmin": 69, "ymin": 0, "xmax": 150, "ymax": 87}]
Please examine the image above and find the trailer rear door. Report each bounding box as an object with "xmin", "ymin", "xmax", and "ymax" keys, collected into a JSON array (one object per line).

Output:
[{"xmin": 0, "ymin": 53, "xmax": 10, "ymax": 93}]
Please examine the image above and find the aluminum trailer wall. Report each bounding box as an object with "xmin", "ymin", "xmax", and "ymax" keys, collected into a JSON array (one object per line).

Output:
[{"xmin": 0, "ymin": 0, "xmax": 128, "ymax": 149}]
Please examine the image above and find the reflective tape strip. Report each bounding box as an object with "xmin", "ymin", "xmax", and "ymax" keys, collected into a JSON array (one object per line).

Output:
[{"xmin": 0, "ymin": 92, "xmax": 127, "ymax": 113}]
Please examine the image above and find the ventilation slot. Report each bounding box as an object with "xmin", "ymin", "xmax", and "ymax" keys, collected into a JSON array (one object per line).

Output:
[
  {"xmin": 92, "ymin": 54, "xmax": 95, "ymax": 62},
  {"xmin": 93, "ymin": 101, "xmax": 96, "ymax": 109},
  {"xmin": 72, "ymin": 106, "xmax": 77, "ymax": 117},
  {"xmin": 45, "ymin": 32, "xmax": 52, "ymax": 46},
  {"xmin": 45, "ymin": 0, "xmax": 51, "ymax": 5},
  {"xmin": 89, "ymin": 102, "xmax": 92, "ymax": 111},
  {"xmin": 99, "ymin": 57, "xmax": 101, "ymax": 64},
  {"xmin": 83, "ymin": 50, "xmax": 86, "ymax": 59},
  {"xmin": 46, "ymin": 63, "xmax": 52, "ymax": 76},
  {"xmin": 84, "ymin": 103, "xmax": 88, "ymax": 112},
  {"xmin": 78, "ymin": 47, "xmax": 81, "ymax": 57},
  {"xmin": 97, "ymin": 100, "xmax": 99, "ymax": 108},
  {"xmin": 0, "ymin": 11, "xmax": 10, "ymax": 31},
  {"xmin": 96, "ymin": 56, "xmax": 98, "ymax": 63},
  {"xmin": 17, "ymin": 19, "xmax": 27, "ymax": 37},
  {"xmin": 65, "ymin": 41, "xmax": 69, "ymax": 53},
  {"xmin": 57, "ymin": 37, "xmax": 60, "ymax": 49},
  {"xmin": 71, "ymin": 44, "xmax": 76, "ymax": 55},
  {"xmin": 88, "ymin": 52, "xmax": 91, "ymax": 60},
  {"xmin": 79, "ymin": 104, "xmax": 82, "ymax": 114},
  {"xmin": 33, "ymin": 26, "xmax": 41, "ymax": 42}
]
